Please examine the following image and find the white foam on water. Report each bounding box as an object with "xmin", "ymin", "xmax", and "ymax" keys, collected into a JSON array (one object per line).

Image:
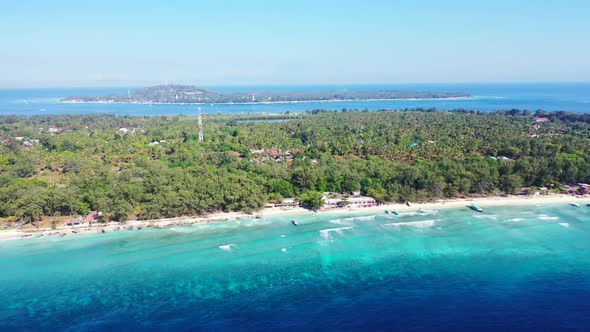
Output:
[
  {"xmin": 559, "ymin": 223, "xmax": 570, "ymax": 228},
  {"xmin": 506, "ymin": 218, "xmax": 524, "ymax": 222},
  {"xmin": 219, "ymin": 244, "xmax": 236, "ymax": 252},
  {"xmin": 319, "ymin": 227, "xmax": 353, "ymax": 241},
  {"xmin": 281, "ymin": 248, "xmax": 287, "ymax": 253},
  {"xmin": 520, "ymin": 211, "xmax": 536, "ymax": 215},
  {"xmin": 473, "ymin": 214, "xmax": 498, "ymax": 220},
  {"xmin": 537, "ymin": 214, "xmax": 560, "ymax": 221},
  {"xmin": 390, "ymin": 210, "xmax": 439, "ymax": 218},
  {"xmin": 280, "ymin": 235, "xmax": 286, "ymax": 238},
  {"xmin": 345, "ymin": 215, "xmax": 376, "ymax": 221},
  {"xmin": 168, "ymin": 227, "xmax": 194, "ymax": 233},
  {"xmin": 243, "ymin": 220, "xmax": 272, "ymax": 227},
  {"xmin": 329, "ymin": 215, "xmax": 376, "ymax": 225},
  {"xmin": 328, "ymin": 218, "xmax": 352, "ymax": 226},
  {"xmin": 383, "ymin": 219, "xmax": 438, "ymax": 230}
]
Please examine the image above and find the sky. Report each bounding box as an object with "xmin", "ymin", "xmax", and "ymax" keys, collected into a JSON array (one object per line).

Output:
[{"xmin": 1, "ymin": 0, "xmax": 590, "ymax": 87}]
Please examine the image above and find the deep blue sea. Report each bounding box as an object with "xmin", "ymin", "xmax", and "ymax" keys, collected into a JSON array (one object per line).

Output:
[
  {"xmin": 0, "ymin": 83, "xmax": 589, "ymax": 116},
  {"xmin": 1, "ymin": 204, "xmax": 589, "ymax": 331}
]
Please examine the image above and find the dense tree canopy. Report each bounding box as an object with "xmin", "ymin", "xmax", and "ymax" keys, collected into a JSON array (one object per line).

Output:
[{"xmin": 0, "ymin": 109, "xmax": 588, "ymax": 222}]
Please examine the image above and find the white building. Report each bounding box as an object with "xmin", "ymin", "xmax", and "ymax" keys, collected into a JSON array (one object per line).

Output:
[{"xmin": 323, "ymin": 196, "xmax": 376, "ymax": 209}]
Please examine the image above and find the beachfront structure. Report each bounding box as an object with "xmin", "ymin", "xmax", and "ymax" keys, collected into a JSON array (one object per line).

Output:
[
  {"xmin": 323, "ymin": 196, "xmax": 377, "ymax": 209},
  {"xmin": 276, "ymin": 198, "xmax": 298, "ymax": 207}
]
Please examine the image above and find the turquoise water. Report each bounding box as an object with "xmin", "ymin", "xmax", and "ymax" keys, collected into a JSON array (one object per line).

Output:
[
  {"xmin": 1, "ymin": 83, "xmax": 589, "ymax": 116},
  {"xmin": 1, "ymin": 204, "xmax": 589, "ymax": 331}
]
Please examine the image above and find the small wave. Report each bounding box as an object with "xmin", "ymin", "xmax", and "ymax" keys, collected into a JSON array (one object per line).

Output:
[
  {"xmin": 243, "ymin": 220, "xmax": 272, "ymax": 227},
  {"xmin": 537, "ymin": 214, "xmax": 560, "ymax": 221},
  {"xmin": 329, "ymin": 215, "xmax": 376, "ymax": 225},
  {"xmin": 328, "ymin": 219, "xmax": 352, "ymax": 225},
  {"xmin": 558, "ymin": 223, "xmax": 570, "ymax": 228},
  {"xmin": 384, "ymin": 219, "xmax": 438, "ymax": 230},
  {"xmin": 345, "ymin": 215, "xmax": 376, "ymax": 221},
  {"xmin": 319, "ymin": 227, "xmax": 353, "ymax": 241},
  {"xmin": 505, "ymin": 218, "xmax": 524, "ymax": 222},
  {"xmin": 386, "ymin": 210, "xmax": 439, "ymax": 218},
  {"xmin": 219, "ymin": 244, "xmax": 236, "ymax": 252},
  {"xmin": 473, "ymin": 214, "xmax": 498, "ymax": 220},
  {"xmin": 168, "ymin": 227, "xmax": 194, "ymax": 233}
]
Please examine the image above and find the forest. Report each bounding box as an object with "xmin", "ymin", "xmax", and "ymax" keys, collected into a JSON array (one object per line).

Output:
[
  {"xmin": 0, "ymin": 108, "xmax": 589, "ymax": 224},
  {"xmin": 60, "ymin": 84, "xmax": 470, "ymax": 104}
]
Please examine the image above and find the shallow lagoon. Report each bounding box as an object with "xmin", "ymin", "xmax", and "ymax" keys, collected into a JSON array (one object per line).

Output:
[{"xmin": 1, "ymin": 204, "xmax": 589, "ymax": 331}]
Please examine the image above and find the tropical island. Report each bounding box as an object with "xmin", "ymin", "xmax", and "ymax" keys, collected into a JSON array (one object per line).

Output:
[
  {"xmin": 60, "ymin": 85, "xmax": 471, "ymax": 104},
  {"xmin": 1, "ymin": 108, "xmax": 589, "ymax": 236}
]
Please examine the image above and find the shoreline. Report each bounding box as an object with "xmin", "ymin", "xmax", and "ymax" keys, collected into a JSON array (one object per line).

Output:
[
  {"xmin": 0, "ymin": 194, "xmax": 586, "ymax": 242},
  {"xmin": 59, "ymin": 96, "xmax": 474, "ymax": 106}
]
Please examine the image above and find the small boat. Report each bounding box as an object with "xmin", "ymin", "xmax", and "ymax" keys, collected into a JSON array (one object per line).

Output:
[
  {"xmin": 406, "ymin": 202, "xmax": 411, "ymax": 207},
  {"xmin": 392, "ymin": 210, "xmax": 399, "ymax": 216},
  {"xmin": 468, "ymin": 205, "xmax": 483, "ymax": 213},
  {"xmin": 385, "ymin": 210, "xmax": 391, "ymax": 215},
  {"xmin": 291, "ymin": 219, "xmax": 299, "ymax": 226},
  {"xmin": 570, "ymin": 203, "xmax": 580, "ymax": 207},
  {"xmin": 587, "ymin": 203, "xmax": 590, "ymax": 207}
]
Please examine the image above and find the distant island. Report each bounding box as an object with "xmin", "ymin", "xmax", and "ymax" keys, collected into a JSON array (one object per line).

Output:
[{"xmin": 60, "ymin": 85, "xmax": 471, "ymax": 104}]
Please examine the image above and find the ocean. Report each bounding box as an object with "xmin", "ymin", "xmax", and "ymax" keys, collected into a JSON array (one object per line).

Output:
[
  {"xmin": 0, "ymin": 83, "xmax": 589, "ymax": 116},
  {"xmin": 1, "ymin": 204, "xmax": 589, "ymax": 331}
]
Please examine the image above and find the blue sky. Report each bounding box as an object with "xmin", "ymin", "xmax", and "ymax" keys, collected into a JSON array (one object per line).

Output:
[{"xmin": 1, "ymin": 0, "xmax": 589, "ymax": 87}]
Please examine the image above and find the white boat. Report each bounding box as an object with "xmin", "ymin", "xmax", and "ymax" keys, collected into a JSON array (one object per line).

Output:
[
  {"xmin": 291, "ymin": 219, "xmax": 299, "ymax": 226},
  {"xmin": 570, "ymin": 203, "xmax": 580, "ymax": 207}
]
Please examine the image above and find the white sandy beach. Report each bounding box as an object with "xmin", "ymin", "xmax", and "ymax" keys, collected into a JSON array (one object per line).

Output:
[
  {"xmin": 0, "ymin": 194, "xmax": 587, "ymax": 242},
  {"xmin": 59, "ymin": 96, "xmax": 474, "ymax": 106}
]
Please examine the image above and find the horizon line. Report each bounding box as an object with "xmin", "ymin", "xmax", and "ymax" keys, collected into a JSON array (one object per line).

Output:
[{"xmin": 1, "ymin": 81, "xmax": 590, "ymax": 90}]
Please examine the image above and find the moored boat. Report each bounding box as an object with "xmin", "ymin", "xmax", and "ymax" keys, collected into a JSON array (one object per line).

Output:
[
  {"xmin": 291, "ymin": 219, "xmax": 299, "ymax": 226},
  {"xmin": 393, "ymin": 210, "xmax": 399, "ymax": 215},
  {"xmin": 570, "ymin": 202, "xmax": 580, "ymax": 207},
  {"xmin": 468, "ymin": 205, "xmax": 483, "ymax": 213}
]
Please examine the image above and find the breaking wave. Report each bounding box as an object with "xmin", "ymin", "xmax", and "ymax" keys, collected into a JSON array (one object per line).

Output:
[
  {"xmin": 383, "ymin": 219, "xmax": 439, "ymax": 230},
  {"xmin": 319, "ymin": 227, "xmax": 353, "ymax": 241},
  {"xmin": 537, "ymin": 214, "xmax": 560, "ymax": 221},
  {"xmin": 329, "ymin": 215, "xmax": 376, "ymax": 225},
  {"xmin": 219, "ymin": 244, "xmax": 236, "ymax": 252}
]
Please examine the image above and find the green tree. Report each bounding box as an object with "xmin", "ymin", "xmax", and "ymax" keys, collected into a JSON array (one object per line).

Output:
[
  {"xmin": 299, "ymin": 190, "xmax": 324, "ymax": 210},
  {"xmin": 12, "ymin": 158, "xmax": 36, "ymax": 178}
]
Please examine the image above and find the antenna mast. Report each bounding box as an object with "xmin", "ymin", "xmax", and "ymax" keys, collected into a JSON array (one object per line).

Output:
[{"xmin": 198, "ymin": 97, "xmax": 204, "ymax": 142}]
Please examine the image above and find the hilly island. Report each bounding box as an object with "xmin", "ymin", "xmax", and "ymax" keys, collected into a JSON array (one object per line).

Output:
[{"xmin": 60, "ymin": 85, "xmax": 471, "ymax": 104}]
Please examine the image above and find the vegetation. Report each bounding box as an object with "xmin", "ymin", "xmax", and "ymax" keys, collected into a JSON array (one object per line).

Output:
[
  {"xmin": 1, "ymin": 109, "xmax": 589, "ymax": 223},
  {"xmin": 60, "ymin": 85, "xmax": 470, "ymax": 104}
]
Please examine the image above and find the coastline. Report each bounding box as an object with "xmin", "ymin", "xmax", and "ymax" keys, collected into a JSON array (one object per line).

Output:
[
  {"xmin": 59, "ymin": 96, "xmax": 474, "ymax": 106},
  {"xmin": 0, "ymin": 194, "xmax": 586, "ymax": 242}
]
